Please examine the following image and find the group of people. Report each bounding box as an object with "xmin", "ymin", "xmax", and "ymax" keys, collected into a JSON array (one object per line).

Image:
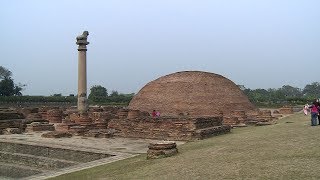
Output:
[{"xmin": 306, "ymin": 99, "xmax": 320, "ymax": 126}]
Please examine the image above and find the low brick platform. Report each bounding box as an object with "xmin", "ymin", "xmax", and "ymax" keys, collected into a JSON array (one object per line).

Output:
[
  {"xmin": 55, "ymin": 122, "xmax": 80, "ymax": 132},
  {"xmin": 25, "ymin": 122, "xmax": 55, "ymax": 132},
  {"xmin": 108, "ymin": 116, "xmax": 231, "ymax": 141},
  {"xmin": 41, "ymin": 131, "xmax": 72, "ymax": 138},
  {"xmin": 0, "ymin": 119, "xmax": 24, "ymax": 133},
  {"xmin": 231, "ymin": 110, "xmax": 248, "ymax": 123},
  {"xmin": 83, "ymin": 129, "xmax": 116, "ymax": 138},
  {"xmin": 256, "ymin": 110, "xmax": 274, "ymax": 122},
  {"xmin": 69, "ymin": 126, "xmax": 89, "ymax": 136},
  {"xmin": 278, "ymin": 107, "xmax": 294, "ymax": 114},
  {"xmin": 223, "ymin": 116, "xmax": 240, "ymax": 126},
  {"xmin": 0, "ymin": 108, "xmax": 24, "ymax": 120},
  {"xmin": 2, "ymin": 128, "xmax": 22, "ymax": 135}
]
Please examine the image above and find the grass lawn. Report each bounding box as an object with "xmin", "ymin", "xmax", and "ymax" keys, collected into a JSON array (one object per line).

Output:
[{"xmin": 50, "ymin": 113, "xmax": 320, "ymax": 180}]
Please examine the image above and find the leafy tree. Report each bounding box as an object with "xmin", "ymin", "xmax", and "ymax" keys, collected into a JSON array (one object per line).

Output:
[
  {"xmin": 0, "ymin": 77, "xmax": 15, "ymax": 96},
  {"xmin": 0, "ymin": 66, "xmax": 25, "ymax": 96},
  {"xmin": 107, "ymin": 93, "xmax": 134, "ymax": 104},
  {"xmin": 268, "ymin": 88, "xmax": 285, "ymax": 103},
  {"xmin": 88, "ymin": 85, "xmax": 108, "ymax": 100},
  {"xmin": 303, "ymin": 82, "xmax": 320, "ymax": 98},
  {"xmin": 0, "ymin": 77, "xmax": 24, "ymax": 96},
  {"xmin": 13, "ymin": 84, "xmax": 23, "ymax": 96},
  {"xmin": 279, "ymin": 85, "xmax": 302, "ymax": 98},
  {"xmin": 247, "ymin": 88, "xmax": 270, "ymax": 102},
  {"xmin": 0, "ymin": 66, "xmax": 12, "ymax": 79},
  {"xmin": 110, "ymin": 90, "xmax": 119, "ymax": 97}
]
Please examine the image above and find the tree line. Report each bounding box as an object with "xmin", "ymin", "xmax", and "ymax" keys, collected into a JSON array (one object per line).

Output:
[
  {"xmin": 0, "ymin": 86, "xmax": 134, "ymax": 105},
  {"xmin": 240, "ymin": 82, "xmax": 320, "ymax": 107},
  {"xmin": 1, "ymin": 66, "xmax": 319, "ymax": 106},
  {"xmin": 87, "ymin": 85, "xmax": 134, "ymax": 105},
  {"xmin": 0, "ymin": 66, "xmax": 134, "ymax": 105}
]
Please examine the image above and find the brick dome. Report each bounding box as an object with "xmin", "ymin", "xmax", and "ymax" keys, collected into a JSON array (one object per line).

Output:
[{"xmin": 128, "ymin": 71, "xmax": 257, "ymax": 117}]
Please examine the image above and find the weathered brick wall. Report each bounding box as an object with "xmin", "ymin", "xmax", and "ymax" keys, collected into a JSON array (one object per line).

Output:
[
  {"xmin": 278, "ymin": 107, "xmax": 294, "ymax": 114},
  {"xmin": 0, "ymin": 119, "xmax": 24, "ymax": 132},
  {"xmin": 0, "ymin": 108, "xmax": 24, "ymax": 120},
  {"xmin": 108, "ymin": 116, "xmax": 229, "ymax": 141},
  {"xmin": 25, "ymin": 123, "xmax": 55, "ymax": 132}
]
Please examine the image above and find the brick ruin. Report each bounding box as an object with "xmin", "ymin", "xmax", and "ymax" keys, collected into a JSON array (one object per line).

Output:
[
  {"xmin": 0, "ymin": 103, "xmax": 295, "ymax": 141},
  {"xmin": 128, "ymin": 71, "xmax": 280, "ymax": 128},
  {"xmin": 0, "ymin": 105, "xmax": 231, "ymax": 140},
  {"xmin": 278, "ymin": 106, "xmax": 294, "ymax": 115},
  {"xmin": 0, "ymin": 72, "xmax": 297, "ymax": 140},
  {"xmin": 57, "ymin": 107, "xmax": 231, "ymax": 141},
  {"xmin": 0, "ymin": 72, "xmax": 294, "ymax": 140},
  {"xmin": 108, "ymin": 110, "xmax": 231, "ymax": 141},
  {"xmin": 129, "ymin": 71, "xmax": 258, "ymax": 117}
]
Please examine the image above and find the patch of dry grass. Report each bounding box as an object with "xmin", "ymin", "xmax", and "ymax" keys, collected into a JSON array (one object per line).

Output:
[{"xmin": 50, "ymin": 113, "xmax": 320, "ymax": 180}]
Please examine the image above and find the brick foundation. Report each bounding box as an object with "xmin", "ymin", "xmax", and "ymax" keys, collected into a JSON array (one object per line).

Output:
[
  {"xmin": 108, "ymin": 116, "xmax": 230, "ymax": 141},
  {"xmin": 25, "ymin": 122, "xmax": 55, "ymax": 132},
  {"xmin": 278, "ymin": 107, "xmax": 294, "ymax": 114}
]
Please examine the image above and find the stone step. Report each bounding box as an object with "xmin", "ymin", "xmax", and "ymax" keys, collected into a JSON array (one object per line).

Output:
[
  {"xmin": 0, "ymin": 151, "xmax": 78, "ymax": 170},
  {"xmin": 0, "ymin": 162, "xmax": 46, "ymax": 179},
  {"xmin": 0, "ymin": 141, "xmax": 112, "ymax": 163}
]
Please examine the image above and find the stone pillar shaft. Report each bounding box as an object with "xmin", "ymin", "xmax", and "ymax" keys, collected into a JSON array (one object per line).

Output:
[
  {"xmin": 77, "ymin": 50, "xmax": 87, "ymax": 112},
  {"xmin": 76, "ymin": 31, "xmax": 89, "ymax": 113}
]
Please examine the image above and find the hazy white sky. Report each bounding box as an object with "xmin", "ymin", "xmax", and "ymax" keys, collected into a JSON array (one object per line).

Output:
[{"xmin": 1, "ymin": 0, "xmax": 320, "ymax": 95}]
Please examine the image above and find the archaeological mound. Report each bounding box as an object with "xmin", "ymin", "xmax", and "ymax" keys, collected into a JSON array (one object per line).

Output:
[{"xmin": 129, "ymin": 71, "xmax": 257, "ymax": 117}]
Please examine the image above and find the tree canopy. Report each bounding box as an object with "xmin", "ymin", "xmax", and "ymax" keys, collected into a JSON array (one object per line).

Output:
[
  {"xmin": 88, "ymin": 85, "xmax": 134, "ymax": 105},
  {"xmin": 0, "ymin": 66, "xmax": 24, "ymax": 96},
  {"xmin": 88, "ymin": 85, "xmax": 108, "ymax": 100},
  {"xmin": 241, "ymin": 82, "xmax": 320, "ymax": 107},
  {"xmin": 0, "ymin": 66, "xmax": 12, "ymax": 80},
  {"xmin": 303, "ymin": 82, "xmax": 320, "ymax": 98}
]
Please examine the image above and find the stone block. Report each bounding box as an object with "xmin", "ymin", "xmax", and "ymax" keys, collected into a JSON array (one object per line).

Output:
[{"xmin": 147, "ymin": 141, "xmax": 178, "ymax": 159}]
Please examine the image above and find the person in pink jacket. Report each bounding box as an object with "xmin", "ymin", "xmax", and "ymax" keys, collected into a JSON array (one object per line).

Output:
[{"xmin": 309, "ymin": 100, "xmax": 320, "ymax": 126}]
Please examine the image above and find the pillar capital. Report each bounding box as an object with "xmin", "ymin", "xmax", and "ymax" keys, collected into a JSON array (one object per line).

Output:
[{"xmin": 76, "ymin": 31, "xmax": 89, "ymax": 51}]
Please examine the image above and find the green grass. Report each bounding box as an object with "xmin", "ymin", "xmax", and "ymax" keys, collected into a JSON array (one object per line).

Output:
[{"xmin": 50, "ymin": 113, "xmax": 320, "ymax": 180}]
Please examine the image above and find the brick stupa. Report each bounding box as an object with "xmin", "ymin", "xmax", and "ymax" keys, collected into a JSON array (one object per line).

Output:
[{"xmin": 129, "ymin": 71, "xmax": 257, "ymax": 117}]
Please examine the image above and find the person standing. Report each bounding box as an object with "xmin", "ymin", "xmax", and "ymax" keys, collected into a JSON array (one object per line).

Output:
[
  {"xmin": 309, "ymin": 100, "xmax": 319, "ymax": 126},
  {"xmin": 156, "ymin": 111, "xmax": 161, "ymax": 117},
  {"xmin": 317, "ymin": 99, "xmax": 320, "ymax": 125},
  {"xmin": 152, "ymin": 110, "xmax": 156, "ymax": 117}
]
